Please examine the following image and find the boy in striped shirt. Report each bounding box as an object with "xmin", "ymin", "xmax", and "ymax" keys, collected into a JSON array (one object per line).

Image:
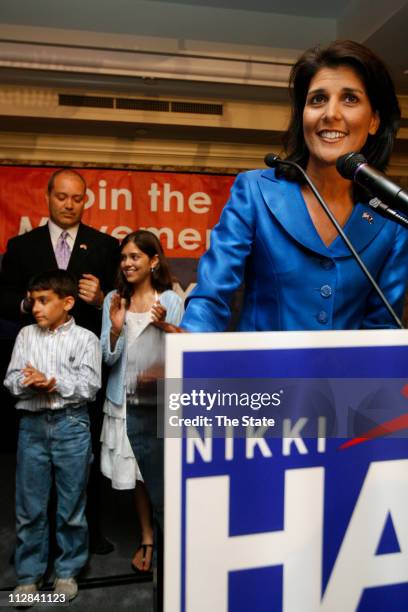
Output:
[{"xmin": 4, "ymin": 270, "xmax": 101, "ymax": 604}]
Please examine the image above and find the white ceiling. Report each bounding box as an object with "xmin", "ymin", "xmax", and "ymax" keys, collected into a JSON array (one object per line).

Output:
[
  {"xmin": 0, "ymin": 0, "xmax": 349, "ymax": 30},
  {"xmin": 149, "ymin": 0, "xmax": 348, "ymax": 19},
  {"xmin": 0, "ymin": 0, "xmax": 406, "ymax": 94}
]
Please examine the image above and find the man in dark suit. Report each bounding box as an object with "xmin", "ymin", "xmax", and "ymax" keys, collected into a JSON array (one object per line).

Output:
[
  {"xmin": 0, "ymin": 168, "xmax": 119, "ymax": 334},
  {"xmin": 0, "ymin": 168, "xmax": 120, "ymax": 555}
]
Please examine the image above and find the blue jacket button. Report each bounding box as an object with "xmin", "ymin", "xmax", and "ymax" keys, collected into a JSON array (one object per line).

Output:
[
  {"xmin": 320, "ymin": 284, "xmax": 332, "ymax": 298},
  {"xmin": 317, "ymin": 311, "xmax": 328, "ymax": 324}
]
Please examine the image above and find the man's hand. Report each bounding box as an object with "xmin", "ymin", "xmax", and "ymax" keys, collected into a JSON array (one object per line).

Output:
[
  {"xmin": 22, "ymin": 363, "xmax": 56, "ymax": 392},
  {"xmin": 78, "ymin": 273, "xmax": 104, "ymax": 307}
]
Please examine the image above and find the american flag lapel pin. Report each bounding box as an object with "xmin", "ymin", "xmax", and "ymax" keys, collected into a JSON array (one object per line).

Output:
[{"xmin": 362, "ymin": 212, "xmax": 374, "ymax": 224}]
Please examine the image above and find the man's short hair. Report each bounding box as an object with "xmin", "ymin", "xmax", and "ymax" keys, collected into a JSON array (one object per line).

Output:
[
  {"xmin": 47, "ymin": 168, "xmax": 87, "ymax": 195},
  {"xmin": 28, "ymin": 270, "xmax": 78, "ymax": 300}
]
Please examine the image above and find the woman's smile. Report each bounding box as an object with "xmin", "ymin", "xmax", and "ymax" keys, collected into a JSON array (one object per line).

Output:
[{"xmin": 317, "ymin": 129, "xmax": 348, "ymax": 142}]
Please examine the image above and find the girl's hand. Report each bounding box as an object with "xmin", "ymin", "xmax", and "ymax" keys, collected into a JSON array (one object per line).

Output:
[
  {"xmin": 151, "ymin": 300, "xmax": 166, "ymax": 323},
  {"xmin": 151, "ymin": 321, "xmax": 188, "ymax": 333},
  {"xmin": 137, "ymin": 364, "xmax": 164, "ymax": 385},
  {"xmin": 135, "ymin": 364, "xmax": 164, "ymax": 397},
  {"xmin": 110, "ymin": 292, "xmax": 126, "ymax": 334}
]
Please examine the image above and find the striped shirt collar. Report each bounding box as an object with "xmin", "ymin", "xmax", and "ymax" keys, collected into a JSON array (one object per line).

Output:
[{"xmin": 41, "ymin": 316, "xmax": 75, "ymax": 335}]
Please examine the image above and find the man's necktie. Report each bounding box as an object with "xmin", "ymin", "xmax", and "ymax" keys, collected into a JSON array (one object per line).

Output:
[{"xmin": 55, "ymin": 231, "xmax": 71, "ymax": 270}]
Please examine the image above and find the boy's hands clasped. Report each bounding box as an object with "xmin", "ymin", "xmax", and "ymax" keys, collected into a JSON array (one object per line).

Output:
[{"xmin": 22, "ymin": 363, "xmax": 56, "ymax": 392}]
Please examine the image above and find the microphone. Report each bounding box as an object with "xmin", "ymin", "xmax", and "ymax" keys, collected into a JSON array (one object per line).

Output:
[
  {"xmin": 336, "ymin": 152, "xmax": 408, "ymax": 212},
  {"xmin": 263, "ymin": 152, "xmax": 403, "ymax": 329},
  {"xmin": 367, "ymin": 197, "xmax": 408, "ymax": 230},
  {"xmin": 264, "ymin": 153, "xmax": 281, "ymax": 168}
]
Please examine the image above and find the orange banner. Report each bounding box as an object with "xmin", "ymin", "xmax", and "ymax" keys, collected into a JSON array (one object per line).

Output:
[{"xmin": 0, "ymin": 166, "xmax": 235, "ymax": 258}]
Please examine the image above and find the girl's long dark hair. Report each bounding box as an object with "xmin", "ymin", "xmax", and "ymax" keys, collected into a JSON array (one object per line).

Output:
[{"xmin": 116, "ymin": 230, "xmax": 173, "ymax": 306}]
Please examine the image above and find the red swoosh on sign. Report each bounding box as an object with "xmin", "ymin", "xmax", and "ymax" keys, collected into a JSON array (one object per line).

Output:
[{"xmin": 339, "ymin": 413, "xmax": 408, "ymax": 450}]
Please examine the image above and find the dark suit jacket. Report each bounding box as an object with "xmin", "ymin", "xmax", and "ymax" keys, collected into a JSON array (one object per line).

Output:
[{"xmin": 0, "ymin": 223, "xmax": 120, "ymax": 335}]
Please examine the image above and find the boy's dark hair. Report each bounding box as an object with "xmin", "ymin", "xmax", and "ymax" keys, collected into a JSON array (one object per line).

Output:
[
  {"xmin": 47, "ymin": 168, "xmax": 86, "ymax": 195},
  {"xmin": 28, "ymin": 270, "xmax": 78, "ymax": 300},
  {"xmin": 280, "ymin": 39, "xmax": 400, "ymax": 183},
  {"xmin": 116, "ymin": 230, "xmax": 173, "ymax": 306}
]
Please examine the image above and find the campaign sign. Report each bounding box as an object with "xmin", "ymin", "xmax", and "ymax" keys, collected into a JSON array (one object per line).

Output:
[{"xmin": 164, "ymin": 330, "xmax": 408, "ymax": 612}]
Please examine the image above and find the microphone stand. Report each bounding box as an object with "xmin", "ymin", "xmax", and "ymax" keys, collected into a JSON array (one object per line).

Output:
[
  {"xmin": 265, "ymin": 156, "xmax": 404, "ymax": 329},
  {"xmin": 367, "ymin": 197, "xmax": 408, "ymax": 230}
]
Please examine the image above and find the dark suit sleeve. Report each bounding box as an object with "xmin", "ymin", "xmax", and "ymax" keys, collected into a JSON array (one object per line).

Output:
[
  {"xmin": 99, "ymin": 234, "xmax": 121, "ymax": 296},
  {"xmin": 68, "ymin": 227, "xmax": 120, "ymax": 334},
  {"xmin": 0, "ymin": 237, "xmax": 29, "ymax": 321}
]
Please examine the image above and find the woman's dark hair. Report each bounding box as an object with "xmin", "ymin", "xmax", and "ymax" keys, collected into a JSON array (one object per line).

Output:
[
  {"xmin": 116, "ymin": 230, "xmax": 173, "ymax": 305},
  {"xmin": 281, "ymin": 39, "xmax": 400, "ymax": 179}
]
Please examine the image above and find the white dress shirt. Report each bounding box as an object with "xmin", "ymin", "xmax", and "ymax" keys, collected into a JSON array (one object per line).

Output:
[
  {"xmin": 20, "ymin": 221, "xmax": 80, "ymax": 314},
  {"xmin": 48, "ymin": 219, "xmax": 79, "ymax": 254},
  {"xmin": 4, "ymin": 317, "xmax": 101, "ymax": 411}
]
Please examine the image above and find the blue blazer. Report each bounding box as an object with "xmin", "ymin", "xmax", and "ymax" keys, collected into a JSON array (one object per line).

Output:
[{"xmin": 182, "ymin": 169, "xmax": 408, "ymax": 332}]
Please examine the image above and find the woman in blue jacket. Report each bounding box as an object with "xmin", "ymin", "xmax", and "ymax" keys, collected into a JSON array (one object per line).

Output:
[{"xmin": 181, "ymin": 40, "xmax": 408, "ymax": 332}]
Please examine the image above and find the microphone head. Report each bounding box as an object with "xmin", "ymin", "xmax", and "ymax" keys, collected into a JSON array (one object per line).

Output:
[
  {"xmin": 336, "ymin": 152, "xmax": 367, "ymax": 179},
  {"xmin": 264, "ymin": 153, "xmax": 281, "ymax": 168}
]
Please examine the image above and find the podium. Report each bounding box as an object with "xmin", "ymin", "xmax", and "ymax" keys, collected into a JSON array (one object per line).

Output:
[{"xmin": 163, "ymin": 330, "xmax": 408, "ymax": 612}]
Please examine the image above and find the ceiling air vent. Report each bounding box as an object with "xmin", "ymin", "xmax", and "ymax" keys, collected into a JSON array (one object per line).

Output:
[
  {"xmin": 116, "ymin": 98, "xmax": 170, "ymax": 112},
  {"xmin": 171, "ymin": 101, "xmax": 223, "ymax": 115},
  {"xmin": 58, "ymin": 94, "xmax": 223, "ymax": 115},
  {"xmin": 59, "ymin": 94, "xmax": 114, "ymax": 108}
]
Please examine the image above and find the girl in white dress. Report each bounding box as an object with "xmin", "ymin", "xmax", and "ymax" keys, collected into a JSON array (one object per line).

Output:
[{"xmin": 100, "ymin": 230, "xmax": 183, "ymax": 572}]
